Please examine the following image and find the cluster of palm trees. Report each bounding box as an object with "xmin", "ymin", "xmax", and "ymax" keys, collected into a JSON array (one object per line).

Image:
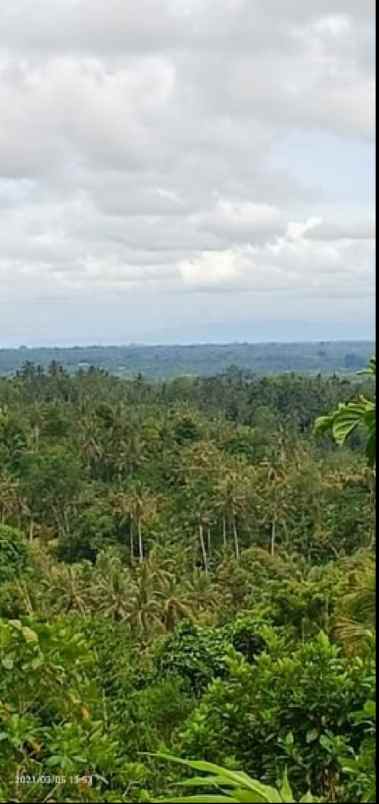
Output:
[
  {"xmin": 1, "ymin": 433, "xmax": 374, "ymax": 575},
  {"xmin": 111, "ymin": 484, "xmax": 160, "ymax": 562},
  {"xmin": 5, "ymin": 539, "xmax": 375, "ymax": 657},
  {"xmin": 8, "ymin": 547, "xmax": 219, "ymax": 637}
]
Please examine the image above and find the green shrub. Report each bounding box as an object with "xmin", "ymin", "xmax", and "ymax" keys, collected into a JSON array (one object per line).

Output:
[
  {"xmin": 154, "ymin": 619, "xmax": 266, "ymax": 696},
  {"xmin": 180, "ymin": 633, "xmax": 376, "ymax": 800},
  {"xmin": 0, "ymin": 524, "xmax": 30, "ymax": 584}
]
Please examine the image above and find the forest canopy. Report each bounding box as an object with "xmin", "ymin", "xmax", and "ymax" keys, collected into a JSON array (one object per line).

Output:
[{"xmin": 0, "ymin": 360, "xmax": 376, "ymax": 803}]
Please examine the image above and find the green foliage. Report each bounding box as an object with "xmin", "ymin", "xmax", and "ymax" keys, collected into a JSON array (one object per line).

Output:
[
  {"xmin": 0, "ymin": 525, "xmax": 30, "ymax": 584},
  {"xmin": 57, "ymin": 505, "xmax": 120, "ymax": 562},
  {"xmin": 341, "ymin": 701, "xmax": 376, "ymax": 802},
  {"xmin": 0, "ymin": 615, "xmax": 150, "ymax": 800},
  {"xmin": 155, "ymin": 755, "xmax": 318, "ymax": 802},
  {"xmin": 174, "ymin": 416, "xmax": 202, "ymax": 445},
  {"xmin": 0, "ymin": 361, "xmax": 375, "ymax": 802},
  {"xmin": 154, "ymin": 618, "xmax": 266, "ymax": 697},
  {"xmin": 315, "ymin": 358, "xmax": 376, "ymax": 465},
  {"xmin": 179, "ymin": 633, "xmax": 376, "ymax": 800},
  {"xmin": 154, "ymin": 621, "xmax": 236, "ymax": 695},
  {"xmin": 225, "ymin": 616, "xmax": 267, "ymax": 663},
  {"xmin": 334, "ymin": 556, "xmax": 376, "ymax": 655},
  {"xmin": 20, "ymin": 446, "xmax": 83, "ymax": 529}
]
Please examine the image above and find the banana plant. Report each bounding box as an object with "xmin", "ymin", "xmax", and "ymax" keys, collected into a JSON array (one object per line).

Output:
[
  {"xmin": 314, "ymin": 357, "xmax": 376, "ymax": 466},
  {"xmin": 154, "ymin": 754, "xmax": 317, "ymax": 802}
]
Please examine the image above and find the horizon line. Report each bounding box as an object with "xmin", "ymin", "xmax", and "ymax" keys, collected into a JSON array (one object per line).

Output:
[{"xmin": 1, "ymin": 337, "xmax": 375, "ymax": 351}]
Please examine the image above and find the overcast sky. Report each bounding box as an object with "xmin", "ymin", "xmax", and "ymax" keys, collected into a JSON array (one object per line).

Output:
[{"xmin": 0, "ymin": 0, "xmax": 375, "ymax": 346}]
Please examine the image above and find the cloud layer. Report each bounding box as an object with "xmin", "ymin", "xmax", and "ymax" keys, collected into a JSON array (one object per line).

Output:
[{"xmin": 0, "ymin": 0, "xmax": 375, "ymax": 344}]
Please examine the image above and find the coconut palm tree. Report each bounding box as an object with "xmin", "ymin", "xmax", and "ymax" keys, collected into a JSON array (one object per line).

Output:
[
  {"xmin": 124, "ymin": 560, "xmax": 163, "ymax": 634},
  {"xmin": 214, "ymin": 463, "xmax": 253, "ymax": 560},
  {"xmin": 157, "ymin": 575, "xmax": 195, "ymax": 632},
  {"xmin": 185, "ymin": 568, "xmax": 220, "ymax": 615},
  {"xmin": 111, "ymin": 489, "xmax": 136, "ymax": 560},
  {"xmin": 117, "ymin": 428, "xmax": 147, "ymax": 478},
  {"xmin": 127, "ymin": 484, "xmax": 160, "ymax": 562},
  {"xmin": 111, "ymin": 485, "xmax": 160, "ymax": 562},
  {"xmin": 334, "ymin": 555, "xmax": 376, "ymax": 653},
  {"xmin": 47, "ymin": 562, "xmax": 93, "ymax": 615},
  {"xmin": 255, "ymin": 462, "xmax": 291, "ymax": 556},
  {"xmin": 181, "ymin": 442, "xmax": 222, "ymax": 571},
  {"xmin": 142, "ymin": 548, "xmax": 176, "ymax": 589},
  {"xmin": 92, "ymin": 549, "xmax": 135, "ymax": 620}
]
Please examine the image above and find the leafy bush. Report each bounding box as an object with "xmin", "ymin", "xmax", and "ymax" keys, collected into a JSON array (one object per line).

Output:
[
  {"xmin": 154, "ymin": 619, "xmax": 266, "ymax": 695},
  {"xmin": 0, "ymin": 525, "xmax": 30, "ymax": 584},
  {"xmin": 224, "ymin": 615, "xmax": 267, "ymax": 662},
  {"xmin": 0, "ymin": 615, "xmax": 143, "ymax": 800},
  {"xmin": 340, "ymin": 700, "xmax": 376, "ymax": 803},
  {"xmin": 154, "ymin": 621, "xmax": 233, "ymax": 695},
  {"xmin": 180, "ymin": 633, "xmax": 376, "ymax": 800}
]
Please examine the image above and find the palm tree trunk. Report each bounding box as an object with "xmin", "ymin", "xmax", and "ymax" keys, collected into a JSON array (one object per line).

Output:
[
  {"xmin": 138, "ymin": 519, "xmax": 144, "ymax": 562},
  {"xmin": 63, "ymin": 507, "xmax": 71, "ymax": 535},
  {"xmin": 207, "ymin": 527, "xmax": 212, "ymax": 557},
  {"xmin": 232, "ymin": 515, "xmax": 240, "ymax": 561},
  {"xmin": 199, "ymin": 524, "xmax": 208, "ymax": 573},
  {"xmin": 130, "ymin": 522, "xmax": 134, "ymax": 562}
]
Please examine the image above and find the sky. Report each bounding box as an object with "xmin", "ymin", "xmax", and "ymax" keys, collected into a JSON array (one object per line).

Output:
[{"xmin": 0, "ymin": 0, "xmax": 375, "ymax": 346}]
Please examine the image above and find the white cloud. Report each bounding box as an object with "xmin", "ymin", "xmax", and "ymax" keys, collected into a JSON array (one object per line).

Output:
[
  {"xmin": 0, "ymin": 0, "xmax": 374, "ymax": 343},
  {"xmin": 178, "ymin": 219, "xmax": 373, "ymax": 294}
]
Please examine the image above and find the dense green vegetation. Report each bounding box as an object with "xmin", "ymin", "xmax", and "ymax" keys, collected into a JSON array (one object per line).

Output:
[
  {"xmin": 0, "ymin": 340, "xmax": 374, "ymax": 378},
  {"xmin": 0, "ymin": 361, "xmax": 375, "ymax": 802}
]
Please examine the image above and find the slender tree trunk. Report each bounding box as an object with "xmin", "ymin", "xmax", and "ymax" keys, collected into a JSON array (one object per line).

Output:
[
  {"xmin": 232, "ymin": 515, "xmax": 240, "ymax": 561},
  {"xmin": 199, "ymin": 524, "xmax": 208, "ymax": 573},
  {"xmin": 29, "ymin": 520, "xmax": 35, "ymax": 543},
  {"xmin": 138, "ymin": 518, "xmax": 144, "ymax": 562},
  {"xmin": 130, "ymin": 522, "xmax": 134, "ymax": 562},
  {"xmin": 63, "ymin": 507, "xmax": 71, "ymax": 536},
  {"xmin": 281, "ymin": 520, "xmax": 290, "ymax": 551},
  {"xmin": 207, "ymin": 526, "xmax": 212, "ymax": 557}
]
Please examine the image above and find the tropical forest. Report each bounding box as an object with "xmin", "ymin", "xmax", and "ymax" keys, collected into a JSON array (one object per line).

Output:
[{"xmin": 0, "ymin": 358, "xmax": 376, "ymax": 803}]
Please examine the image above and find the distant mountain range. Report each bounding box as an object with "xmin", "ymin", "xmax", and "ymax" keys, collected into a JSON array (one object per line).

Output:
[{"xmin": 0, "ymin": 340, "xmax": 375, "ymax": 379}]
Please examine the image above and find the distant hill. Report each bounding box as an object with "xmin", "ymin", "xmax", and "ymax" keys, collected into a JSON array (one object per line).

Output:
[{"xmin": 0, "ymin": 341, "xmax": 374, "ymax": 379}]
